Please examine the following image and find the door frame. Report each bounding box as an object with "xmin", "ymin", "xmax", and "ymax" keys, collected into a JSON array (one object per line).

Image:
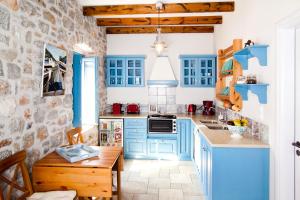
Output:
[{"xmin": 276, "ymin": 9, "xmax": 300, "ymax": 200}]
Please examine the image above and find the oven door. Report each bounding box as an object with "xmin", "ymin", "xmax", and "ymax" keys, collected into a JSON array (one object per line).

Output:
[{"xmin": 148, "ymin": 119, "xmax": 173, "ymax": 133}]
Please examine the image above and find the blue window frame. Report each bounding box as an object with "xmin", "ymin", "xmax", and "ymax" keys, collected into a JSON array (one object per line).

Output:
[
  {"xmin": 180, "ymin": 55, "xmax": 216, "ymax": 87},
  {"xmin": 73, "ymin": 53, "xmax": 99, "ymax": 127},
  {"xmin": 106, "ymin": 56, "xmax": 145, "ymax": 87}
]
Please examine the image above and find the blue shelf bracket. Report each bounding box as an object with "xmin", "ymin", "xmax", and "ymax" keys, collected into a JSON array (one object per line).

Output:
[
  {"xmin": 234, "ymin": 84, "xmax": 249, "ymax": 100},
  {"xmin": 249, "ymin": 84, "xmax": 269, "ymax": 104},
  {"xmin": 233, "ymin": 45, "xmax": 269, "ymax": 70},
  {"xmin": 235, "ymin": 84, "xmax": 269, "ymax": 104}
]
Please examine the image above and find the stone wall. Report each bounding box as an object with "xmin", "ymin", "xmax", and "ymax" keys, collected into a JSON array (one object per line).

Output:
[{"xmin": 0, "ymin": 0, "xmax": 107, "ymax": 167}]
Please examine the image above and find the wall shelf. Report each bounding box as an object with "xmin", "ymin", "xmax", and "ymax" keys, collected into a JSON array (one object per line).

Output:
[
  {"xmin": 235, "ymin": 84, "xmax": 269, "ymax": 104},
  {"xmin": 233, "ymin": 45, "xmax": 269, "ymax": 70}
]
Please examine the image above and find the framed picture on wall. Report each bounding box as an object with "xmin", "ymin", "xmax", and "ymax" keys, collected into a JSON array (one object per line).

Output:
[{"xmin": 41, "ymin": 43, "xmax": 67, "ymax": 97}]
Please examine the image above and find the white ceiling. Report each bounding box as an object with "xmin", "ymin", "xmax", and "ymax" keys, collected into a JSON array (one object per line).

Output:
[{"xmin": 79, "ymin": 0, "xmax": 232, "ymax": 6}]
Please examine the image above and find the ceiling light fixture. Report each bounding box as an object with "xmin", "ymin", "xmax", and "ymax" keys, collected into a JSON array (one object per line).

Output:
[{"xmin": 152, "ymin": 1, "xmax": 167, "ymax": 55}]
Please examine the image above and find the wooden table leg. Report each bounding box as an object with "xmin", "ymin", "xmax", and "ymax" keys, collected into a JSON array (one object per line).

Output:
[{"xmin": 117, "ymin": 156, "xmax": 122, "ymax": 200}]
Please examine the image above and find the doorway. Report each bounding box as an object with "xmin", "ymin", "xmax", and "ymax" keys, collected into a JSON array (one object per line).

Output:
[{"xmin": 276, "ymin": 10, "xmax": 300, "ymax": 200}]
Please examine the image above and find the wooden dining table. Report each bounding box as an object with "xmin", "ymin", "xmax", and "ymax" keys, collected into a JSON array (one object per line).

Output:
[{"xmin": 32, "ymin": 146, "xmax": 123, "ymax": 200}]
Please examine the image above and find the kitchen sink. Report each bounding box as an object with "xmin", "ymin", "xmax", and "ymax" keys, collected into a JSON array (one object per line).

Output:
[
  {"xmin": 199, "ymin": 119, "xmax": 218, "ymax": 124},
  {"xmin": 205, "ymin": 125, "xmax": 228, "ymax": 130}
]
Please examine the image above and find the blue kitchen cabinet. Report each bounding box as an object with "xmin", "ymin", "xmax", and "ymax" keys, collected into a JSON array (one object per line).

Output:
[
  {"xmin": 124, "ymin": 118, "xmax": 147, "ymax": 158},
  {"xmin": 125, "ymin": 58, "xmax": 144, "ymax": 87},
  {"xmin": 106, "ymin": 57, "xmax": 126, "ymax": 87},
  {"xmin": 180, "ymin": 55, "xmax": 216, "ymax": 87},
  {"xmin": 106, "ymin": 56, "xmax": 145, "ymax": 87},
  {"xmin": 199, "ymin": 133, "xmax": 269, "ymax": 200},
  {"xmin": 147, "ymin": 139, "xmax": 177, "ymax": 160},
  {"xmin": 124, "ymin": 139, "xmax": 147, "ymax": 158},
  {"xmin": 177, "ymin": 119, "xmax": 192, "ymax": 160}
]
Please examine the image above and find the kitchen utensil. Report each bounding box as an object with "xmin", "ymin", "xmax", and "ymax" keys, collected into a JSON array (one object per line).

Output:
[
  {"xmin": 112, "ymin": 103, "xmax": 122, "ymax": 114},
  {"xmin": 187, "ymin": 104, "xmax": 197, "ymax": 114},
  {"xmin": 127, "ymin": 103, "xmax": 140, "ymax": 114},
  {"xmin": 202, "ymin": 101, "xmax": 215, "ymax": 116}
]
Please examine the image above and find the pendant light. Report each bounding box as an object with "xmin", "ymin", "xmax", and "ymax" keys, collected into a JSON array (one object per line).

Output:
[{"xmin": 152, "ymin": 1, "xmax": 167, "ymax": 55}]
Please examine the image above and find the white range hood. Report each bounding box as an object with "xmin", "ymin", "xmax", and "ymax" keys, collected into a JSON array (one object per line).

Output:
[{"xmin": 147, "ymin": 56, "xmax": 178, "ymax": 87}]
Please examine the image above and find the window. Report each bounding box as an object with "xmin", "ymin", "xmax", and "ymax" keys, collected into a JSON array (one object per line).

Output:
[
  {"xmin": 106, "ymin": 56, "xmax": 145, "ymax": 87},
  {"xmin": 180, "ymin": 55, "xmax": 216, "ymax": 87},
  {"xmin": 73, "ymin": 53, "xmax": 98, "ymax": 127}
]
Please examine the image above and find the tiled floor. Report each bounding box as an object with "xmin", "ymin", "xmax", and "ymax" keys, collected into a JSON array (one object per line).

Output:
[{"xmin": 117, "ymin": 159, "xmax": 205, "ymax": 200}]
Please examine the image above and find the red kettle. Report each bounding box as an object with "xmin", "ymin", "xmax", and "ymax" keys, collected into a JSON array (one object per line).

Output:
[{"xmin": 187, "ymin": 104, "xmax": 197, "ymax": 114}]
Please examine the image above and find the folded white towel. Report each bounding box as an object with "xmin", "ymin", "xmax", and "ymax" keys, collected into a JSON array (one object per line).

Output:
[{"xmin": 27, "ymin": 190, "xmax": 76, "ymax": 200}]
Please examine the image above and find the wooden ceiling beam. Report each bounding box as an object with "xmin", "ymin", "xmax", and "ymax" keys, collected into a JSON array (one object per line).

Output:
[
  {"xmin": 83, "ymin": 2, "xmax": 234, "ymax": 16},
  {"xmin": 106, "ymin": 26, "xmax": 214, "ymax": 34},
  {"xmin": 97, "ymin": 16, "xmax": 222, "ymax": 26}
]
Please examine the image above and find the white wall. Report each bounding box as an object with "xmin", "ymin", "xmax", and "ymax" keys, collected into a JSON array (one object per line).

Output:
[
  {"xmin": 214, "ymin": 1, "xmax": 300, "ymax": 200},
  {"xmin": 106, "ymin": 33, "xmax": 215, "ymax": 104}
]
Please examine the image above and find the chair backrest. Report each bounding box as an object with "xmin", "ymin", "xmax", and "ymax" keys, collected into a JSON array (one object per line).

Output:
[
  {"xmin": 67, "ymin": 127, "xmax": 84, "ymax": 145},
  {"xmin": 0, "ymin": 150, "xmax": 33, "ymax": 200}
]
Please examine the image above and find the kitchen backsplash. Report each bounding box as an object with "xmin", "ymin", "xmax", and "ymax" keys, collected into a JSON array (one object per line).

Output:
[{"xmin": 216, "ymin": 107, "xmax": 269, "ymax": 144}]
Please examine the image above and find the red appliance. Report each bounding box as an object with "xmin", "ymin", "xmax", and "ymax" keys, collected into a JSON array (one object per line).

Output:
[
  {"xmin": 202, "ymin": 101, "xmax": 215, "ymax": 116},
  {"xmin": 187, "ymin": 104, "xmax": 197, "ymax": 114},
  {"xmin": 112, "ymin": 103, "xmax": 122, "ymax": 114},
  {"xmin": 127, "ymin": 104, "xmax": 140, "ymax": 114}
]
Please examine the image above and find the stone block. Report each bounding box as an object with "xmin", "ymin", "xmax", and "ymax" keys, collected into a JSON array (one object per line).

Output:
[
  {"xmin": 43, "ymin": 10, "xmax": 55, "ymax": 24},
  {"xmin": 9, "ymin": 117, "xmax": 24, "ymax": 134},
  {"xmin": 0, "ymin": 150, "xmax": 12, "ymax": 160},
  {"xmin": 24, "ymin": 109, "xmax": 31, "ymax": 120},
  {"xmin": 0, "ymin": 60, "xmax": 3, "ymax": 76},
  {"xmin": 0, "ymin": 49, "xmax": 17, "ymax": 62},
  {"xmin": 7, "ymin": 63, "xmax": 21, "ymax": 79},
  {"xmin": 37, "ymin": 126, "xmax": 48, "ymax": 141},
  {"xmin": 50, "ymin": 132, "xmax": 63, "ymax": 147},
  {"xmin": 0, "ymin": 33, "xmax": 9, "ymax": 46},
  {"xmin": 23, "ymin": 132, "xmax": 34, "ymax": 148},
  {"xmin": 0, "ymin": 138, "xmax": 12, "ymax": 148},
  {"xmin": 19, "ymin": 95, "xmax": 30, "ymax": 105},
  {"xmin": 33, "ymin": 109, "xmax": 45, "ymax": 123},
  {"xmin": 0, "ymin": 6, "xmax": 10, "ymax": 30}
]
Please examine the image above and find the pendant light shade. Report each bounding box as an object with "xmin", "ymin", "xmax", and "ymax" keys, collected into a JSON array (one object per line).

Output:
[
  {"xmin": 152, "ymin": 28, "xmax": 167, "ymax": 55},
  {"xmin": 151, "ymin": 1, "xmax": 167, "ymax": 55}
]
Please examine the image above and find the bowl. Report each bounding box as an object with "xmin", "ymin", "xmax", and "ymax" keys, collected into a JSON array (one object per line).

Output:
[{"xmin": 227, "ymin": 125, "xmax": 247, "ymax": 138}]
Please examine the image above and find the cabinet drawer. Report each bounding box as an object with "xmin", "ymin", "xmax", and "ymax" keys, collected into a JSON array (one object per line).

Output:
[
  {"xmin": 124, "ymin": 129, "xmax": 147, "ymax": 139},
  {"xmin": 124, "ymin": 118, "xmax": 147, "ymax": 129}
]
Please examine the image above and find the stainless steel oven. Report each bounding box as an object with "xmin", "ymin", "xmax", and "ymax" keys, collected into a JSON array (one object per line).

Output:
[{"xmin": 148, "ymin": 114, "xmax": 176, "ymax": 134}]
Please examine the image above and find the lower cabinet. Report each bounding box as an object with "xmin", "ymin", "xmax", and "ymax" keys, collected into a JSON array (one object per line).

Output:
[
  {"xmin": 147, "ymin": 139, "xmax": 177, "ymax": 160},
  {"xmin": 197, "ymin": 133, "xmax": 269, "ymax": 200},
  {"xmin": 124, "ymin": 138, "xmax": 147, "ymax": 158},
  {"xmin": 177, "ymin": 119, "xmax": 192, "ymax": 160}
]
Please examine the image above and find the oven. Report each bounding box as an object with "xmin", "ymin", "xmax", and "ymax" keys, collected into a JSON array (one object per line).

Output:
[{"xmin": 148, "ymin": 114, "xmax": 177, "ymax": 134}]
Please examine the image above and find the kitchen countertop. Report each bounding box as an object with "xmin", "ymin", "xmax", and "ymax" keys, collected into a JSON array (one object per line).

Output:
[{"xmin": 99, "ymin": 113, "xmax": 269, "ymax": 148}]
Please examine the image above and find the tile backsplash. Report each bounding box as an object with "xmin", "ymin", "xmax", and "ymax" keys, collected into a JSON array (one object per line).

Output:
[
  {"xmin": 148, "ymin": 87, "xmax": 177, "ymax": 113},
  {"xmin": 216, "ymin": 107, "xmax": 269, "ymax": 144}
]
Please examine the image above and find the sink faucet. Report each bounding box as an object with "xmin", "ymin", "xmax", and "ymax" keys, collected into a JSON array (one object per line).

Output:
[{"xmin": 223, "ymin": 108, "xmax": 228, "ymax": 124}]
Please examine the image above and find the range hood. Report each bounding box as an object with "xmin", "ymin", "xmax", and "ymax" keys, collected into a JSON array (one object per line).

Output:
[{"xmin": 147, "ymin": 56, "xmax": 178, "ymax": 87}]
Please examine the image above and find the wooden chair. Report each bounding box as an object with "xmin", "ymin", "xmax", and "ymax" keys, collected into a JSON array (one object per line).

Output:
[
  {"xmin": 67, "ymin": 127, "xmax": 84, "ymax": 145},
  {"xmin": 0, "ymin": 150, "xmax": 77, "ymax": 200}
]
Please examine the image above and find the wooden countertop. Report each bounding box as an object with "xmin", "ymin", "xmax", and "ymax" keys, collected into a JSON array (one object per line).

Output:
[{"xmin": 99, "ymin": 113, "xmax": 269, "ymax": 148}]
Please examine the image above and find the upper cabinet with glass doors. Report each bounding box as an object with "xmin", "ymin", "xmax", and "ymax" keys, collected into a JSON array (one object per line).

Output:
[
  {"xmin": 106, "ymin": 56, "xmax": 145, "ymax": 87},
  {"xmin": 180, "ymin": 55, "xmax": 216, "ymax": 87}
]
